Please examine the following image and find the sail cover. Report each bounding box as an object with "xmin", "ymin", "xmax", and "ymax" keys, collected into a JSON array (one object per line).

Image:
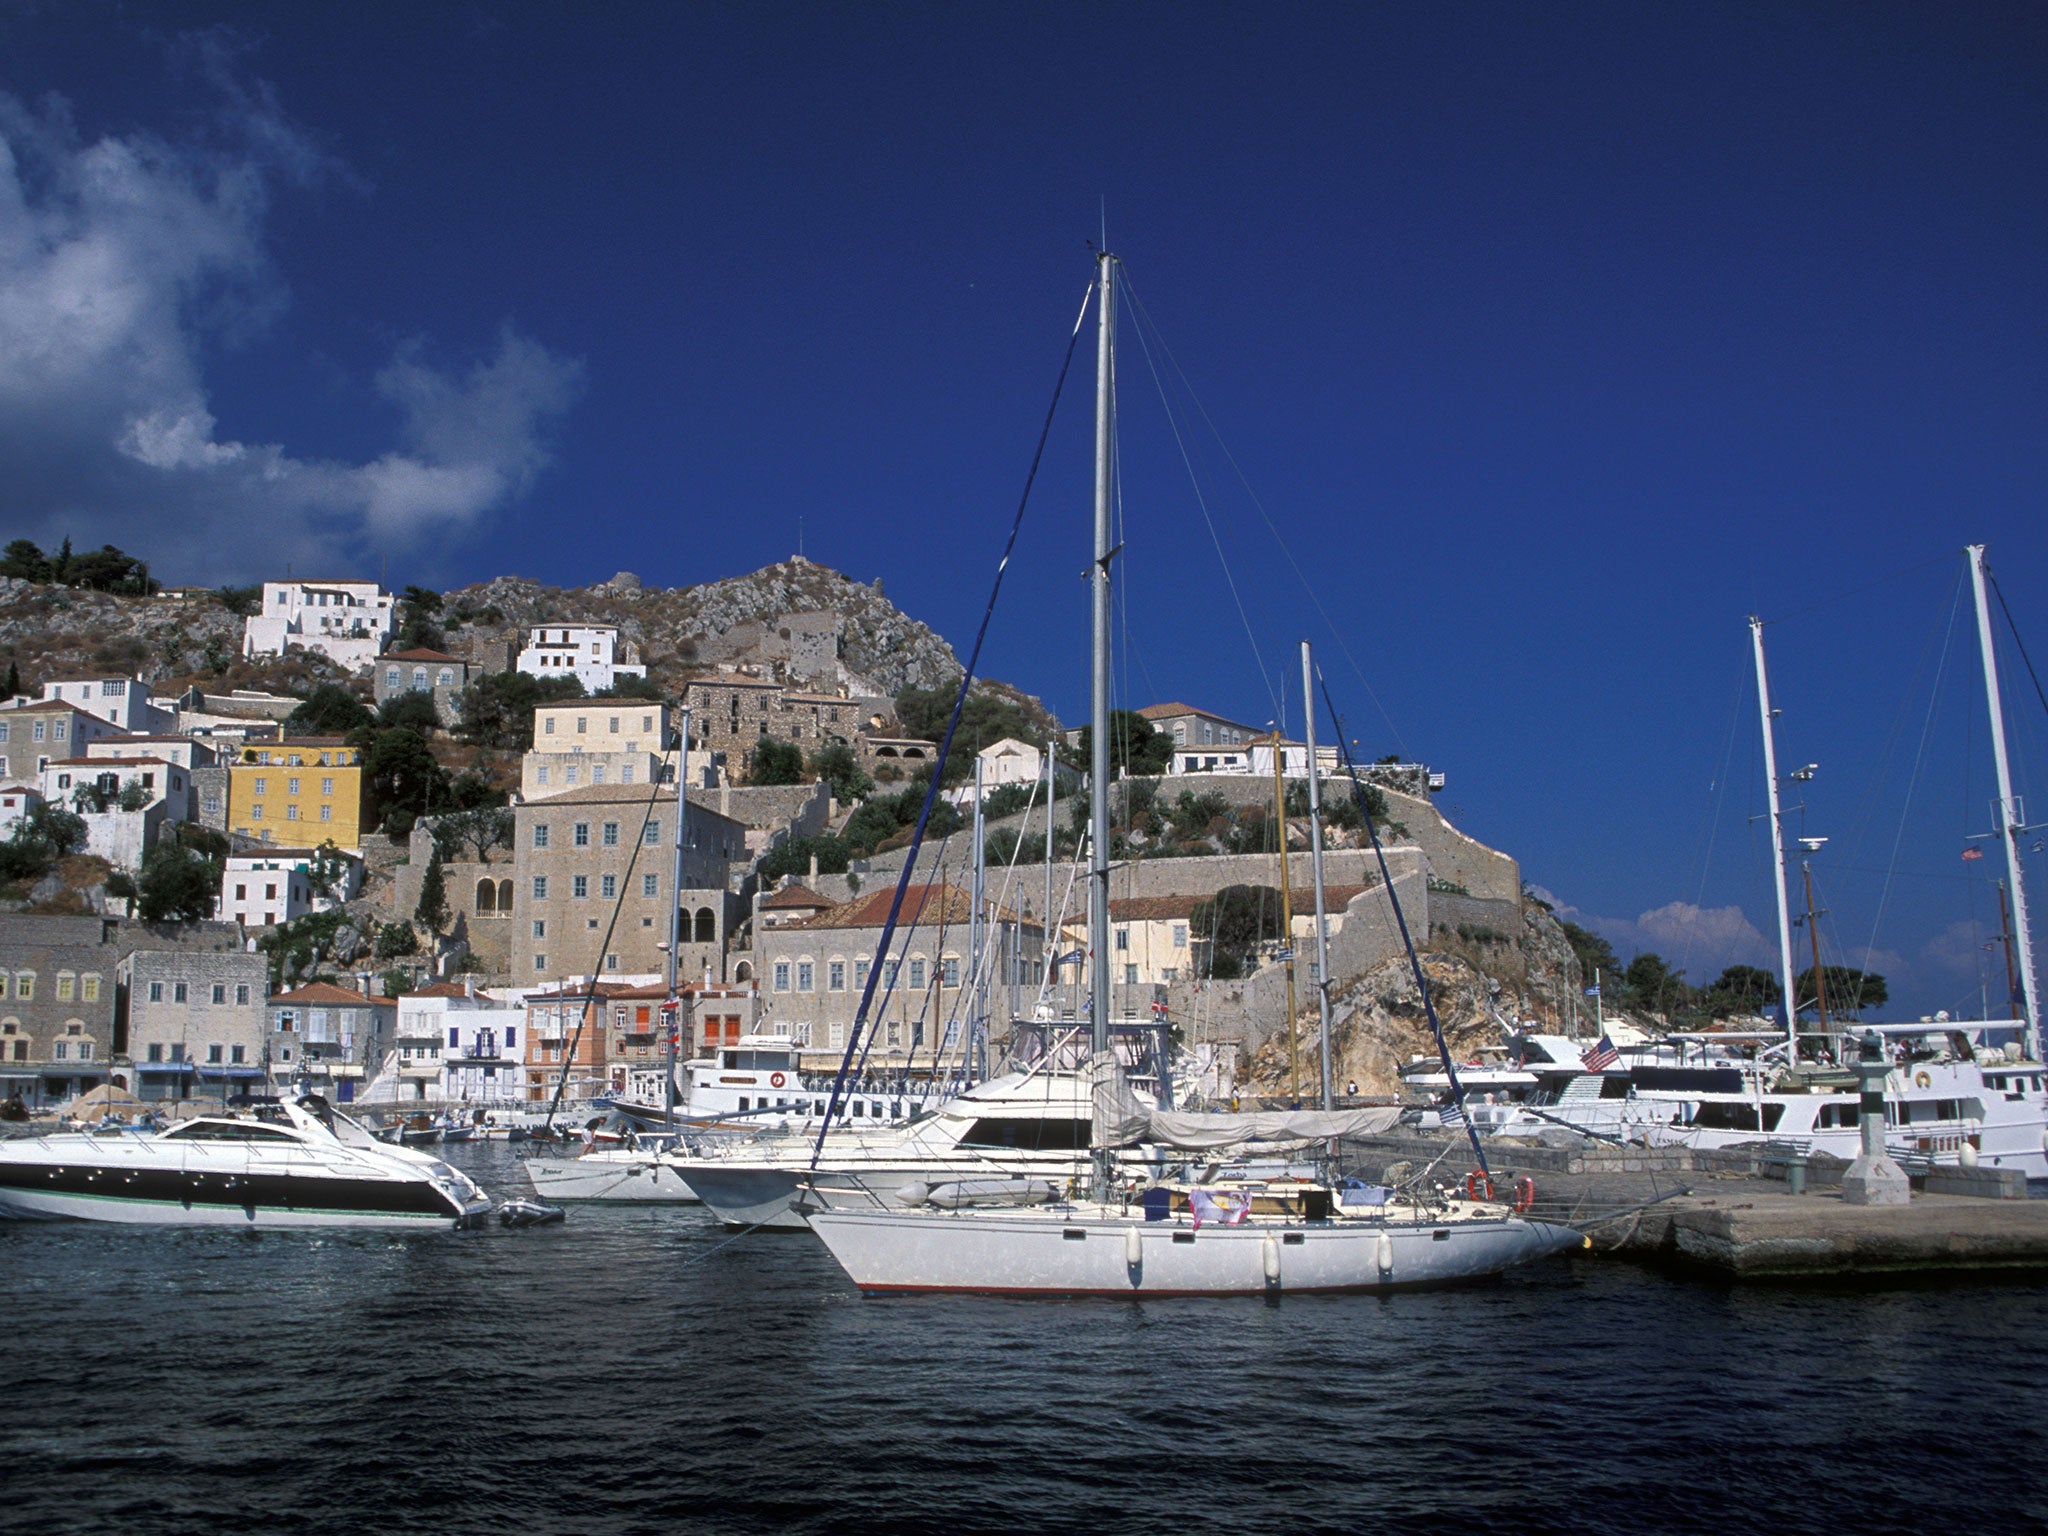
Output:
[
  {"xmin": 1144, "ymin": 1106, "xmax": 1403, "ymax": 1149},
  {"xmin": 1090, "ymin": 1054, "xmax": 1402, "ymax": 1148}
]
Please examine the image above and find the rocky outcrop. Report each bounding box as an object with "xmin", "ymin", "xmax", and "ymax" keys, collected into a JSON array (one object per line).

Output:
[{"xmin": 441, "ymin": 555, "xmax": 963, "ymax": 699}]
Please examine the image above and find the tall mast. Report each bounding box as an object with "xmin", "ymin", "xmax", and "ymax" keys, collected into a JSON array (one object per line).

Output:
[
  {"xmin": 1968, "ymin": 544, "xmax": 2041, "ymax": 1057},
  {"xmin": 1801, "ymin": 858, "xmax": 1830, "ymax": 1036},
  {"xmin": 664, "ymin": 705, "xmax": 692, "ymax": 1128},
  {"xmin": 1270, "ymin": 728, "xmax": 1299, "ymax": 1096},
  {"xmin": 970, "ymin": 754, "xmax": 986, "ymax": 1077},
  {"xmin": 1302, "ymin": 642, "xmax": 1335, "ymax": 1110},
  {"xmin": 1750, "ymin": 617, "xmax": 1801, "ymax": 1058},
  {"xmin": 1087, "ymin": 251, "xmax": 1115, "ymax": 1198}
]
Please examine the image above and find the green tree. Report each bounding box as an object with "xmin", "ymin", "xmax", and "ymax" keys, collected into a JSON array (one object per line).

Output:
[
  {"xmin": 303, "ymin": 840, "xmax": 353, "ymax": 901},
  {"xmin": 842, "ymin": 800, "xmax": 900, "ymax": 854},
  {"xmin": 0, "ymin": 802, "xmax": 87, "ymax": 883},
  {"xmin": 1794, "ymin": 965, "xmax": 1888, "ymax": 1018},
  {"xmin": 749, "ymin": 738, "xmax": 805, "ymax": 786},
  {"xmin": 594, "ymin": 673, "xmax": 663, "ymax": 700},
  {"xmin": 377, "ymin": 690, "xmax": 440, "ymax": 733},
  {"xmin": 893, "ymin": 682, "xmax": 1053, "ymax": 786},
  {"xmin": 103, "ymin": 868, "xmax": 137, "ymax": 915},
  {"xmin": 117, "ymin": 780, "xmax": 151, "ymax": 812},
  {"xmin": 454, "ymin": 671, "xmax": 585, "ymax": 750},
  {"xmin": 415, "ymin": 853, "xmax": 450, "ymax": 938},
  {"xmin": 64, "ymin": 544, "xmax": 156, "ymax": 594},
  {"xmin": 1191, "ymin": 885, "xmax": 1285, "ymax": 978},
  {"xmin": 213, "ymin": 584, "xmax": 262, "ymax": 617},
  {"xmin": 1073, "ymin": 711, "xmax": 1174, "ymax": 779},
  {"xmin": 432, "ymin": 805, "xmax": 514, "ymax": 863},
  {"xmin": 3, "ymin": 661, "xmax": 18, "ymax": 698},
  {"xmin": 393, "ymin": 585, "xmax": 443, "ymax": 651},
  {"xmin": 365, "ymin": 726, "xmax": 450, "ymax": 827},
  {"xmin": 0, "ymin": 539, "xmax": 50, "ymax": 582},
  {"xmin": 373, "ymin": 921, "xmax": 420, "ymax": 960},
  {"xmin": 808, "ymin": 741, "xmax": 873, "ymax": 803},
  {"xmin": 1701, "ymin": 964, "xmax": 1782, "ymax": 1017},
  {"xmin": 1561, "ymin": 921, "xmax": 1619, "ymax": 987},
  {"xmin": 1621, "ymin": 951, "xmax": 1692, "ymax": 1015},
  {"xmin": 285, "ymin": 683, "xmax": 375, "ymax": 735},
  {"xmin": 135, "ymin": 841, "xmax": 217, "ymax": 922},
  {"xmin": 757, "ymin": 833, "xmax": 852, "ymax": 884}
]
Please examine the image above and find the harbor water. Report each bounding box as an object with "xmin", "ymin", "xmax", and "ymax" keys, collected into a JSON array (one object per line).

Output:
[{"xmin": 5, "ymin": 1140, "xmax": 2043, "ymax": 1536}]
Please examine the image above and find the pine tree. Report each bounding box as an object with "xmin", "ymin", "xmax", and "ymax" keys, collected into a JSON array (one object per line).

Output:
[
  {"xmin": 414, "ymin": 853, "xmax": 449, "ymax": 939},
  {"xmin": 3, "ymin": 661, "xmax": 18, "ymax": 699}
]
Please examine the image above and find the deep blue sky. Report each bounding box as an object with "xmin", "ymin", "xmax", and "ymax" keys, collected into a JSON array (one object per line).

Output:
[{"xmin": 4, "ymin": 2, "xmax": 2045, "ymax": 1018}]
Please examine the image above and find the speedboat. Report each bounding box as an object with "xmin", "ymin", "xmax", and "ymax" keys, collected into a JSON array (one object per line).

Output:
[
  {"xmin": 0, "ymin": 1094, "xmax": 494, "ymax": 1228},
  {"xmin": 522, "ymin": 1132, "xmax": 703, "ymax": 1204}
]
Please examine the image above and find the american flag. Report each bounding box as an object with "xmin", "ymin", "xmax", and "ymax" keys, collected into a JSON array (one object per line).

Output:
[
  {"xmin": 1962, "ymin": 846, "xmax": 1985, "ymax": 862},
  {"xmin": 1580, "ymin": 1034, "xmax": 1620, "ymax": 1071}
]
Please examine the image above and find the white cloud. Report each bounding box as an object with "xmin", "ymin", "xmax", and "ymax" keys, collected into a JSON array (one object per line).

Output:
[
  {"xmin": 0, "ymin": 74, "xmax": 582, "ymax": 581},
  {"xmin": 1535, "ymin": 887, "xmax": 1776, "ymax": 981}
]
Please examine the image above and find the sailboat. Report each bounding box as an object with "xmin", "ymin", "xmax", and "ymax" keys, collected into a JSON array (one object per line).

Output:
[
  {"xmin": 807, "ymin": 252, "xmax": 1584, "ymax": 1295},
  {"xmin": 1641, "ymin": 550, "xmax": 2048, "ymax": 1176}
]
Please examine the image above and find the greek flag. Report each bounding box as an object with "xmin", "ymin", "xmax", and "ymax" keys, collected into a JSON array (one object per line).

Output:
[{"xmin": 1438, "ymin": 1098, "xmax": 1467, "ymax": 1127}]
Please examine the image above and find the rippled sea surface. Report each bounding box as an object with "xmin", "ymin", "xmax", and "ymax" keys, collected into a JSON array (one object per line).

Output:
[{"xmin": 6, "ymin": 1140, "xmax": 2045, "ymax": 1536}]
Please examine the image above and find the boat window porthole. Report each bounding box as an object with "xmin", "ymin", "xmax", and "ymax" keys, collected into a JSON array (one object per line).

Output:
[{"xmin": 1063, "ymin": 1228, "xmax": 1086, "ymax": 1241}]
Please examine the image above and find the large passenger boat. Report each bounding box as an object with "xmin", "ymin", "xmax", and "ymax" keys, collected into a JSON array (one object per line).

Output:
[{"xmin": 0, "ymin": 1094, "xmax": 494, "ymax": 1228}]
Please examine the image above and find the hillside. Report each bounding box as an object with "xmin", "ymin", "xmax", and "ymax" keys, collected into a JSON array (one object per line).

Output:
[{"xmin": 440, "ymin": 556, "xmax": 965, "ymax": 699}]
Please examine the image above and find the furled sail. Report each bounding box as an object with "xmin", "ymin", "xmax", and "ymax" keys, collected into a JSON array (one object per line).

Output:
[{"xmin": 1144, "ymin": 1106, "xmax": 1402, "ymax": 1149}]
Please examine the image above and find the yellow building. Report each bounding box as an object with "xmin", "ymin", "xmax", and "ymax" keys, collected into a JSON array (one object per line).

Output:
[{"xmin": 227, "ymin": 737, "xmax": 369, "ymax": 849}]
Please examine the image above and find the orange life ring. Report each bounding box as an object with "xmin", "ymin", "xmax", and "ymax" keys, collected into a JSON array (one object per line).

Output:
[
  {"xmin": 1513, "ymin": 1177, "xmax": 1536, "ymax": 1214},
  {"xmin": 769, "ymin": 1072, "xmax": 786, "ymax": 1088},
  {"xmin": 1465, "ymin": 1171, "xmax": 1495, "ymax": 1202}
]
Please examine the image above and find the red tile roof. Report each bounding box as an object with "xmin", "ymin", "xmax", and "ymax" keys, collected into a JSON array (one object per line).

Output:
[
  {"xmin": 382, "ymin": 647, "xmax": 466, "ymax": 663},
  {"xmin": 270, "ymin": 982, "xmax": 393, "ymax": 1006},
  {"xmin": 795, "ymin": 881, "xmax": 1039, "ymax": 932},
  {"xmin": 760, "ymin": 883, "xmax": 832, "ymax": 910}
]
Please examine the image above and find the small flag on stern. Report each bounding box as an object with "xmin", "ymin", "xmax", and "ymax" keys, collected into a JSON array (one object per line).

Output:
[
  {"xmin": 1580, "ymin": 1034, "xmax": 1620, "ymax": 1071},
  {"xmin": 1438, "ymin": 1098, "xmax": 1467, "ymax": 1127},
  {"xmin": 1189, "ymin": 1190, "xmax": 1252, "ymax": 1231},
  {"xmin": 1583, "ymin": 983, "xmax": 1601, "ymax": 998},
  {"xmin": 1962, "ymin": 846, "xmax": 1985, "ymax": 861}
]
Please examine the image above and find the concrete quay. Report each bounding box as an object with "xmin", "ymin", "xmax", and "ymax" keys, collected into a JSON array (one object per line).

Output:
[
  {"xmin": 1349, "ymin": 1133, "xmax": 2048, "ymax": 1281},
  {"xmin": 1605, "ymin": 1191, "xmax": 2048, "ymax": 1279}
]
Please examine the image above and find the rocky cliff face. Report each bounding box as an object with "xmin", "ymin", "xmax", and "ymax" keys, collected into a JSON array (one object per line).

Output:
[
  {"xmin": 444, "ymin": 555, "xmax": 963, "ymax": 698},
  {"xmin": 0, "ymin": 579, "xmax": 354, "ymax": 697}
]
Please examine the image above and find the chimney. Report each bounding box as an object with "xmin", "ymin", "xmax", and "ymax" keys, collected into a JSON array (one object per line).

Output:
[
  {"xmin": 464, "ymin": 975, "xmax": 475, "ymax": 1000},
  {"xmin": 720, "ymin": 779, "xmax": 731, "ymax": 819}
]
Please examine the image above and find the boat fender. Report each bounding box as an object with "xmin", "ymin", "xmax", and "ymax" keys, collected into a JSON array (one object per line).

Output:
[
  {"xmin": 770, "ymin": 1072, "xmax": 786, "ymax": 1088},
  {"xmin": 1512, "ymin": 1177, "xmax": 1536, "ymax": 1215},
  {"xmin": 897, "ymin": 1181, "xmax": 932, "ymax": 1206},
  {"xmin": 1959, "ymin": 1141, "xmax": 1979, "ymax": 1168},
  {"xmin": 1261, "ymin": 1234, "xmax": 1281, "ymax": 1283},
  {"xmin": 1914, "ymin": 1070, "xmax": 1932, "ymax": 1089},
  {"xmin": 1376, "ymin": 1230, "xmax": 1394, "ymax": 1276},
  {"xmin": 1125, "ymin": 1227, "xmax": 1142, "ymax": 1269},
  {"xmin": 1465, "ymin": 1171, "xmax": 1495, "ymax": 1203}
]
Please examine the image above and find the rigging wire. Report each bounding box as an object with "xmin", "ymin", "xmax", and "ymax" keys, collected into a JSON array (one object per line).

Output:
[
  {"xmin": 1759, "ymin": 551, "xmax": 1953, "ymax": 628},
  {"xmin": 1119, "ymin": 269, "xmax": 1409, "ymax": 757},
  {"xmin": 810, "ymin": 273, "xmax": 1094, "ymax": 1168},
  {"xmin": 1116, "ymin": 271, "xmax": 1284, "ymax": 729},
  {"xmin": 1858, "ymin": 570, "xmax": 1964, "ymax": 983},
  {"xmin": 1989, "ymin": 572, "xmax": 2048, "ymax": 726}
]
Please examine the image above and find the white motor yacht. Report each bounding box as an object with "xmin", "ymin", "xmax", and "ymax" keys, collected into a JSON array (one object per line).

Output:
[{"xmin": 0, "ymin": 1095, "xmax": 494, "ymax": 1228}]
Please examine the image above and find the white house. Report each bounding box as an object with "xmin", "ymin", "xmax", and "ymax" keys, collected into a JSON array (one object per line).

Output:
[
  {"xmin": 0, "ymin": 781, "xmax": 44, "ymax": 835},
  {"xmin": 516, "ymin": 623, "xmax": 647, "ymax": 695},
  {"xmin": 1167, "ymin": 740, "xmax": 1340, "ymax": 779},
  {"xmin": 220, "ymin": 846, "xmax": 364, "ymax": 929},
  {"xmin": 945, "ymin": 737, "xmax": 1078, "ymax": 806},
  {"xmin": 419, "ymin": 982, "xmax": 526, "ymax": 1106},
  {"xmin": 36, "ymin": 677, "xmax": 175, "ymax": 734},
  {"xmin": 84, "ymin": 735, "xmax": 215, "ymax": 819},
  {"xmin": 39, "ymin": 756, "xmax": 191, "ymax": 871},
  {"xmin": 242, "ymin": 580, "xmax": 396, "ymax": 669}
]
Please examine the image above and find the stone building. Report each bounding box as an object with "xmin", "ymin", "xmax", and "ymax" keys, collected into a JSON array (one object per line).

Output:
[
  {"xmin": 679, "ymin": 672, "xmax": 896, "ymax": 782},
  {"xmin": 752, "ymin": 882, "xmax": 1043, "ymax": 1065},
  {"xmin": 512, "ymin": 787, "xmax": 748, "ymax": 984},
  {"xmin": 0, "ymin": 914, "xmax": 116, "ymax": 1110},
  {"xmin": 0, "ymin": 701, "xmax": 132, "ymax": 781},
  {"xmin": 266, "ymin": 982, "xmax": 397, "ymax": 1103},
  {"xmin": 374, "ymin": 647, "xmax": 478, "ymax": 725},
  {"xmin": 522, "ymin": 701, "xmax": 676, "ymax": 802},
  {"xmin": 119, "ymin": 947, "xmax": 270, "ymax": 1104}
]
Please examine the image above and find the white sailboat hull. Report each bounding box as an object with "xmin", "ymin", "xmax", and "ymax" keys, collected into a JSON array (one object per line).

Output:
[
  {"xmin": 521, "ymin": 1153, "xmax": 700, "ymax": 1203},
  {"xmin": 808, "ymin": 1207, "xmax": 1583, "ymax": 1296}
]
